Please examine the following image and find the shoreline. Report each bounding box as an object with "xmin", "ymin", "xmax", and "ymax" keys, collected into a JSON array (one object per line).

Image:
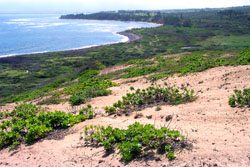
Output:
[{"xmin": 0, "ymin": 31, "xmax": 142, "ymax": 60}]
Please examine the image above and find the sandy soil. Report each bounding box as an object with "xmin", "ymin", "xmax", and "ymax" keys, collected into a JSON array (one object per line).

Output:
[{"xmin": 0, "ymin": 65, "xmax": 250, "ymax": 167}]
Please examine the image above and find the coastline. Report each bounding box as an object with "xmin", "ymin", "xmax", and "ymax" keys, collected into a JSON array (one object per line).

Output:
[{"xmin": 0, "ymin": 31, "xmax": 142, "ymax": 60}]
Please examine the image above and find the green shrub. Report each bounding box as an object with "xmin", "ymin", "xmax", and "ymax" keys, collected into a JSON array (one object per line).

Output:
[
  {"xmin": 79, "ymin": 104, "xmax": 95, "ymax": 119},
  {"xmin": 229, "ymin": 88, "xmax": 250, "ymax": 107},
  {"xmin": 78, "ymin": 70, "xmax": 99, "ymax": 83},
  {"xmin": 236, "ymin": 49, "xmax": 250, "ymax": 65},
  {"xmin": 121, "ymin": 66, "xmax": 158, "ymax": 78},
  {"xmin": 69, "ymin": 92, "xmax": 87, "ymax": 106},
  {"xmin": 0, "ymin": 103, "xmax": 94, "ymax": 149},
  {"xmin": 69, "ymin": 86, "xmax": 112, "ymax": 106},
  {"xmin": 83, "ymin": 122, "xmax": 187, "ymax": 162},
  {"xmin": 104, "ymin": 83, "xmax": 196, "ymax": 115},
  {"xmin": 3, "ymin": 78, "xmax": 69, "ymax": 104},
  {"xmin": 155, "ymin": 106, "xmax": 162, "ymax": 111},
  {"xmin": 63, "ymin": 78, "xmax": 118, "ymax": 106}
]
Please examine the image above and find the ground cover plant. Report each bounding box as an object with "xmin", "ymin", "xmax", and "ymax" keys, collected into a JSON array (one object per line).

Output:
[
  {"xmin": 83, "ymin": 122, "xmax": 188, "ymax": 162},
  {"xmin": 0, "ymin": 103, "xmax": 95, "ymax": 149},
  {"xmin": 52, "ymin": 70, "xmax": 119, "ymax": 106},
  {"xmin": 104, "ymin": 83, "xmax": 195, "ymax": 115},
  {"xmin": 67, "ymin": 79, "xmax": 118, "ymax": 106},
  {"xmin": 229, "ymin": 88, "xmax": 250, "ymax": 108},
  {"xmin": 103, "ymin": 49, "xmax": 250, "ymax": 81}
]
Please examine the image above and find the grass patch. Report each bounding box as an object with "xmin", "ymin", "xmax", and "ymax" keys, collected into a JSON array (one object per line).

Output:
[{"xmin": 199, "ymin": 35, "xmax": 250, "ymax": 47}]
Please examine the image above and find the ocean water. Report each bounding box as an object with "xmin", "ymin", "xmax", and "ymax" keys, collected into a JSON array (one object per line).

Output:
[{"xmin": 0, "ymin": 14, "xmax": 157, "ymax": 57}]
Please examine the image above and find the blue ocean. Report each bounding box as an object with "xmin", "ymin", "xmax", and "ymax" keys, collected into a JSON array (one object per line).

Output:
[{"xmin": 0, "ymin": 14, "xmax": 157, "ymax": 57}]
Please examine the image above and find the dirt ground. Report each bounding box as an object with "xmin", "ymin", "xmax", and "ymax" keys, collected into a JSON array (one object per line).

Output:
[{"xmin": 0, "ymin": 65, "xmax": 250, "ymax": 167}]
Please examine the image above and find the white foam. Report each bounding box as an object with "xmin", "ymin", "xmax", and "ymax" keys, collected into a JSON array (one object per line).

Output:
[
  {"xmin": 89, "ymin": 28, "xmax": 113, "ymax": 33},
  {"xmin": 28, "ymin": 22, "xmax": 68, "ymax": 28},
  {"xmin": 77, "ymin": 23, "xmax": 119, "ymax": 27},
  {"xmin": 114, "ymin": 32, "xmax": 129, "ymax": 43},
  {"xmin": 0, "ymin": 51, "xmax": 49, "ymax": 58},
  {"xmin": 0, "ymin": 54, "xmax": 16, "ymax": 58},
  {"xmin": 10, "ymin": 19, "xmax": 32, "ymax": 22},
  {"xmin": 4, "ymin": 21, "xmax": 35, "ymax": 26}
]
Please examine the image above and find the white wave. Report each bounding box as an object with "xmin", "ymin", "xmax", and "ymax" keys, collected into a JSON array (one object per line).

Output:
[
  {"xmin": 4, "ymin": 21, "xmax": 35, "ymax": 26},
  {"xmin": 0, "ymin": 50, "xmax": 49, "ymax": 58},
  {"xmin": 89, "ymin": 28, "xmax": 113, "ymax": 33},
  {"xmin": 126, "ymin": 26, "xmax": 136, "ymax": 30},
  {"xmin": 28, "ymin": 25, "xmax": 47, "ymax": 28},
  {"xmin": 27, "ymin": 22, "xmax": 68, "ymax": 28},
  {"xmin": 10, "ymin": 19, "xmax": 32, "ymax": 22},
  {"xmin": 77, "ymin": 23, "xmax": 119, "ymax": 27},
  {"xmin": 113, "ymin": 32, "xmax": 129, "ymax": 43},
  {"xmin": 0, "ymin": 54, "xmax": 16, "ymax": 58}
]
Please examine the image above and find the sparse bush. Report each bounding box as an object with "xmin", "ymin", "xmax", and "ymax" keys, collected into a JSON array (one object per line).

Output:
[
  {"xmin": 155, "ymin": 106, "xmax": 162, "ymax": 111},
  {"xmin": 236, "ymin": 49, "xmax": 250, "ymax": 65},
  {"xmin": 83, "ymin": 122, "xmax": 187, "ymax": 162},
  {"xmin": 229, "ymin": 88, "xmax": 250, "ymax": 107},
  {"xmin": 68, "ymin": 79, "xmax": 116, "ymax": 106},
  {"xmin": 105, "ymin": 83, "xmax": 196, "ymax": 115},
  {"xmin": 0, "ymin": 103, "xmax": 94, "ymax": 149},
  {"xmin": 104, "ymin": 106, "xmax": 117, "ymax": 115}
]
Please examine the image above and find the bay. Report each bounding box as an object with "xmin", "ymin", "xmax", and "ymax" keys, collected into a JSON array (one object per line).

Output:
[{"xmin": 0, "ymin": 14, "xmax": 157, "ymax": 57}]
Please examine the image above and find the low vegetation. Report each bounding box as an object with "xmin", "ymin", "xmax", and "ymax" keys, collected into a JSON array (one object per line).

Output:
[
  {"xmin": 53, "ymin": 70, "xmax": 119, "ymax": 106},
  {"xmin": 83, "ymin": 122, "xmax": 188, "ymax": 162},
  {"xmin": 229, "ymin": 88, "xmax": 250, "ymax": 108},
  {"xmin": 0, "ymin": 103, "xmax": 94, "ymax": 149},
  {"xmin": 67, "ymin": 79, "xmax": 117, "ymax": 106},
  {"xmin": 104, "ymin": 49, "xmax": 250, "ymax": 81},
  {"xmin": 104, "ymin": 83, "xmax": 195, "ymax": 115}
]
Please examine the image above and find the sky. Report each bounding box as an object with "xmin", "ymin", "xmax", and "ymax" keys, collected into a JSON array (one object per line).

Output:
[{"xmin": 0, "ymin": 0, "xmax": 250, "ymax": 13}]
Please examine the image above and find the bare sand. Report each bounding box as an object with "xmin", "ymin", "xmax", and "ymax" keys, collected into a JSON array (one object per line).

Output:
[{"xmin": 0, "ymin": 65, "xmax": 250, "ymax": 167}]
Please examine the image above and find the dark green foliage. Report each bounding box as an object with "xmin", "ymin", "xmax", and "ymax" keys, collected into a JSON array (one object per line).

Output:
[
  {"xmin": 69, "ymin": 87, "xmax": 112, "ymax": 106},
  {"xmin": 235, "ymin": 49, "xmax": 250, "ymax": 65},
  {"xmin": 1, "ymin": 78, "xmax": 68, "ymax": 105},
  {"xmin": 79, "ymin": 104, "xmax": 95, "ymax": 119},
  {"xmin": 116, "ymin": 49, "xmax": 250, "ymax": 80},
  {"xmin": 0, "ymin": 103, "xmax": 94, "ymax": 149},
  {"xmin": 179, "ymin": 54, "xmax": 215, "ymax": 75},
  {"xmin": 84, "ymin": 122, "xmax": 186, "ymax": 162},
  {"xmin": 229, "ymin": 88, "xmax": 250, "ymax": 107},
  {"xmin": 78, "ymin": 69, "xmax": 99, "ymax": 83},
  {"xmin": 121, "ymin": 66, "xmax": 158, "ymax": 78},
  {"xmin": 67, "ymin": 79, "xmax": 117, "ymax": 106},
  {"xmin": 105, "ymin": 84, "xmax": 195, "ymax": 115},
  {"xmin": 61, "ymin": 11, "xmax": 185, "ymax": 26},
  {"xmin": 155, "ymin": 106, "xmax": 162, "ymax": 111},
  {"xmin": 104, "ymin": 106, "xmax": 117, "ymax": 115}
]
